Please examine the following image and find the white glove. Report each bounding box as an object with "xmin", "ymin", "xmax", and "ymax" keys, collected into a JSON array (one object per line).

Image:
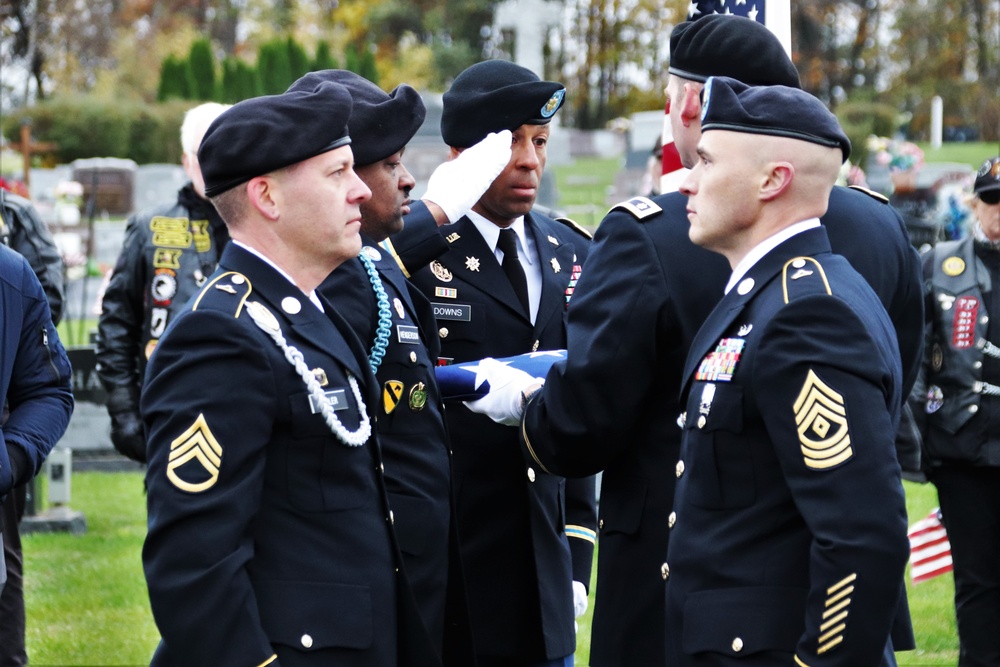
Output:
[
  {"xmin": 422, "ymin": 130, "xmax": 512, "ymax": 222},
  {"xmin": 573, "ymin": 580, "xmax": 588, "ymax": 619},
  {"xmin": 463, "ymin": 357, "xmax": 541, "ymax": 426}
]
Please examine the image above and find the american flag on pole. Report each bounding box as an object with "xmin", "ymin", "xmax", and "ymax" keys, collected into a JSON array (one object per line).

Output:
[
  {"xmin": 661, "ymin": 0, "xmax": 793, "ymax": 193},
  {"xmin": 907, "ymin": 507, "xmax": 954, "ymax": 584}
]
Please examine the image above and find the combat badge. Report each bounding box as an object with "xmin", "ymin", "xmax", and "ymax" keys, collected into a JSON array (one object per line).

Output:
[
  {"xmin": 793, "ymin": 369, "xmax": 853, "ymax": 470},
  {"xmin": 431, "ymin": 260, "xmax": 453, "ymax": 282},
  {"xmin": 384, "ymin": 381, "xmax": 404, "ymax": 414},
  {"xmin": 695, "ymin": 338, "xmax": 745, "ymax": 382},
  {"xmin": 409, "ymin": 382, "xmax": 427, "ymax": 411},
  {"xmin": 167, "ymin": 413, "xmax": 223, "ymax": 493}
]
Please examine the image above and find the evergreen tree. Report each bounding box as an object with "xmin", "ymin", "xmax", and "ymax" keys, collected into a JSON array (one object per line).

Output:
[
  {"xmin": 188, "ymin": 38, "xmax": 217, "ymax": 101},
  {"xmin": 312, "ymin": 40, "xmax": 339, "ymax": 71},
  {"xmin": 258, "ymin": 39, "xmax": 293, "ymax": 95},
  {"xmin": 344, "ymin": 44, "xmax": 360, "ymax": 74},
  {"xmin": 286, "ymin": 36, "xmax": 310, "ymax": 80},
  {"xmin": 157, "ymin": 55, "xmax": 191, "ymax": 102},
  {"xmin": 358, "ymin": 47, "xmax": 379, "ymax": 85}
]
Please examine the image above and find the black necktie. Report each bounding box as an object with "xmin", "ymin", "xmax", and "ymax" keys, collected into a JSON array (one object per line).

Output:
[{"xmin": 497, "ymin": 228, "xmax": 529, "ymax": 314}]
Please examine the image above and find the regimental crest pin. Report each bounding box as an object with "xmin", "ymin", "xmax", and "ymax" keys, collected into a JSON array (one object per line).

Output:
[
  {"xmin": 430, "ymin": 260, "xmax": 453, "ymax": 282},
  {"xmin": 393, "ymin": 297, "xmax": 406, "ymax": 320},
  {"xmin": 465, "ymin": 256, "xmax": 481, "ymax": 272},
  {"xmin": 794, "ymin": 369, "xmax": 853, "ymax": 470},
  {"xmin": 550, "ymin": 257, "xmax": 561, "ymax": 273},
  {"xmin": 167, "ymin": 413, "xmax": 223, "ymax": 493},
  {"xmin": 409, "ymin": 382, "xmax": 427, "ymax": 411},
  {"xmin": 737, "ymin": 324, "xmax": 753, "ymax": 336}
]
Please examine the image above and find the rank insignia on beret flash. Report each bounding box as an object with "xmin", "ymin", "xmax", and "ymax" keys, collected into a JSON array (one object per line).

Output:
[
  {"xmin": 167, "ymin": 413, "xmax": 223, "ymax": 493},
  {"xmin": 793, "ymin": 369, "xmax": 853, "ymax": 470}
]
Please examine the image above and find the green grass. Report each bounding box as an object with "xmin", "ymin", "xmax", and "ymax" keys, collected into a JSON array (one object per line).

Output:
[
  {"xmin": 23, "ymin": 472, "xmax": 158, "ymax": 665},
  {"xmin": 23, "ymin": 473, "xmax": 959, "ymax": 665},
  {"xmin": 916, "ymin": 141, "xmax": 999, "ymax": 168}
]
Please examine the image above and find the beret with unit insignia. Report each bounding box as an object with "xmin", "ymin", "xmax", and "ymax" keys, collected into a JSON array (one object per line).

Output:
[{"xmin": 441, "ymin": 59, "xmax": 566, "ymax": 149}]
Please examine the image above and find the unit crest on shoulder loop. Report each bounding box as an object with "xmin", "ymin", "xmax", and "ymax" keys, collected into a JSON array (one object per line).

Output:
[
  {"xmin": 192, "ymin": 271, "xmax": 253, "ymax": 317},
  {"xmin": 781, "ymin": 257, "xmax": 832, "ymax": 304},
  {"xmin": 555, "ymin": 216, "xmax": 593, "ymax": 240},
  {"xmin": 847, "ymin": 185, "xmax": 890, "ymax": 204},
  {"xmin": 611, "ymin": 196, "xmax": 662, "ymax": 221}
]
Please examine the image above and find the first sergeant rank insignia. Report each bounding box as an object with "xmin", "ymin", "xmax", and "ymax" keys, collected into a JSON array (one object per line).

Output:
[
  {"xmin": 794, "ymin": 369, "xmax": 853, "ymax": 470},
  {"xmin": 167, "ymin": 413, "xmax": 223, "ymax": 493}
]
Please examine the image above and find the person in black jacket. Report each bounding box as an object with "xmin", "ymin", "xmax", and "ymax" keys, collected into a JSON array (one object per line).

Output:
[
  {"xmin": 0, "ymin": 189, "xmax": 72, "ymax": 666},
  {"xmin": 912, "ymin": 156, "xmax": 1000, "ymax": 666},
  {"xmin": 471, "ymin": 16, "xmax": 921, "ymax": 667},
  {"xmin": 96, "ymin": 102, "xmax": 230, "ymax": 463}
]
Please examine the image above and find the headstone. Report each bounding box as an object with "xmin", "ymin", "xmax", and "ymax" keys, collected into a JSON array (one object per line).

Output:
[{"xmin": 134, "ymin": 163, "xmax": 187, "ymax": 214}]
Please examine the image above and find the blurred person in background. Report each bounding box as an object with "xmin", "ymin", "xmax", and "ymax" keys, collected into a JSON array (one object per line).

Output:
[
  {"xmin": 911, "ymin": 156, "xmax": 1000, "ymax": 667},
  {"xmin": 96, "ymin": 102, "xmax": 230, "ymax": 463}
]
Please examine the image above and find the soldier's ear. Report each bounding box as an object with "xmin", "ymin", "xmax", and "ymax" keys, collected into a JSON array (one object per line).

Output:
[
  {"xmin": 246, "ymin": 176, "xmax": 281, "ymax": 220},
  {"xmin": 759, "ymin": 162, "xmax": 794, "ymax": 202}
]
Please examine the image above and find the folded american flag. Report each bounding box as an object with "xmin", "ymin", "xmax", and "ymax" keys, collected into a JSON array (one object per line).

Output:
[
  {"xmin": 435, "ymin": 350, "xmax": 566, "ymax": 401},
  {"xmin": 908, "ymin": 507, "xmax": 953, "ymax": 584}
]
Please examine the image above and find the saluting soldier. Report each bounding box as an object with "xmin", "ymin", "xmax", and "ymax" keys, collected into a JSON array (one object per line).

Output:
[
  {"xmin": 141, "ymin": 82, "xmax": 440, "ymax": 667},
  {"xmin": 287, "ymin": 69, "xmax": 476, "ymax": 665},
  {"xmin": 384, "ymin": 60, "xmax": 597, "ymax": 667},
  {"xmin": 666, "ymin": 77, "xmax": 909, "ymax": 666}
]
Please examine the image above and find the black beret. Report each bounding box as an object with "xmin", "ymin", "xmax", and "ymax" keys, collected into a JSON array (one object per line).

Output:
[
  {"xmin": 287, "ymin": 70, "xmax": 426, "ymax": 167},
  {"xmin": 669, "ymin": 15, "xmax": 800, "ymax": 88},
  {"xmin": 974, "ymin": 157, "xmax": 1000, "ymax": 196},
  {"xmin": 700, "ymin": 76, "xmax": 851, "ymax": 162},
  {"xmin": 441, "ymin": 60, "xmax": 566, "ymax": 148},
  {"xmin": 199, "ymin": 82, "xmax": 353, "ymax": 198}
]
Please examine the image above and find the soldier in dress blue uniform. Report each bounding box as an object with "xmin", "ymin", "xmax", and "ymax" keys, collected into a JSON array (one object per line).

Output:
[
  {"xmin": 382, "ymin": 60, "xmax": 598, "ymax": 667},
  {"xmin": 141, "ymin": 82, "xmax": 441, "ymax": 667},
  {"xmin": 287, "ymin": 69, "xmax": 474, "ymax": 665},
  {"xmin": 663, "ymin": 76, "xmax": 910, "ymax": 666},
  {"xmin": 493, "ymin": 17, "xmax": 920, "ymax": 667}
]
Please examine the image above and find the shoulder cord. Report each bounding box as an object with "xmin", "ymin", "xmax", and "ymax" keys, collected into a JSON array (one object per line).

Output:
[
  {"xmin": 359, "ymin": 252, "xmax": 392, "ymax": 375},
  {"xmin": 249, "ymin": 302, "xmax": 371, "ymax": 447}
]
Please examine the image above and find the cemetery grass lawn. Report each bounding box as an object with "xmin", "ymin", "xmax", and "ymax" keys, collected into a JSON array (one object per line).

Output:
[{"xmin": 24, "ymin": 474, "xmax": 958, "ymax": 665}]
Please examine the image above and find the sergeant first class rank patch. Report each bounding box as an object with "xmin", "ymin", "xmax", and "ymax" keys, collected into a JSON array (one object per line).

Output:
[
  {"xmin": 794, "ymin": 369, "xmax": 853, "ymax": 470},
  {"xmin": 166, "ymin": 413, "xmax": 223, "ymax": 493}
]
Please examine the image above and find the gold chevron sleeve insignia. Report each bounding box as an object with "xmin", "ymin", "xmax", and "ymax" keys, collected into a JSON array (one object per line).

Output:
[
  {"xmin": 166, "ymin": 413, "xmax": 224, "ymax": 493},
  {"xmin": 817, "ymin": 573, "xmax": 856, "ymax": 654},
  {"xmin": 793, "ymin": 370, "xmax": 853, "ymax": 470}
]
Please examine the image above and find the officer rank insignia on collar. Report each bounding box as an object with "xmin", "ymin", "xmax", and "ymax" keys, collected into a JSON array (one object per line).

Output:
[
  {"xmin": 793, "ymin": 369, "xmax": 853, "ymax": 470},
  {"xmin": 167, "ymin": 413, "xmax": 223, "ymax": 493}
]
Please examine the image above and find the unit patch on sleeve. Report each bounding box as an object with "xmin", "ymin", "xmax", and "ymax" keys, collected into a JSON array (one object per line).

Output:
[
  {"xmin": 167, "ymin": 413, "xmax": 223, "ymax": 493},
  {"xmin": 793, "ymin": 369, "xmax": 853, "ymax": 470}
]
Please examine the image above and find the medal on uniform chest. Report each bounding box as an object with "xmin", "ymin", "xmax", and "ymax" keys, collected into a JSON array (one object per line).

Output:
[
  {"xmin": 695, "ymin": 337, "xmax": 746, "ymax": 382},
  {"xmin": 697, "ymin": 383, "xmax": 716, "ymax": 429}
]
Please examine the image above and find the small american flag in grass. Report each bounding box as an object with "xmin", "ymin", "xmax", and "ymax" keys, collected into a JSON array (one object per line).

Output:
[{"xmin": 908, "ymin": 507, "xmax": 953, "ymax": 584}]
